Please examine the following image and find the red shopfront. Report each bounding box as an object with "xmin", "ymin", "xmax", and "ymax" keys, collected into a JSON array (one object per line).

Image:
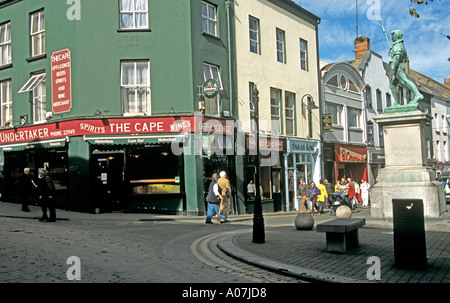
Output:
[{"xmin": 334, "ymin": 144, "xmax": 368, "ymax": 183}]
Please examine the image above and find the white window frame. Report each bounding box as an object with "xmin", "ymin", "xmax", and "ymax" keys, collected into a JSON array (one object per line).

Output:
[
  {"xmin": 203, "ymin": 63, "xmax": 223, "ymax": 89},
  {"xmin": 270, "ymin": 88, "xmax": 282, "ymax": 135},
  {"xmin": 203, "ymin": 63, "xmax": 222, "ymax": 116},
  {"xmin": 30, "ymin": 10, "xmax": 45, "ymax": 57},
  {"xmin": 249, "ymin": 16, "xmax": 260, "ymax": 54},
  {"xmin": 276, "ymin": 28, "xmax": 285, "ymax": 63},
  {"xmin": 0, "ymin": 22, "xmax": 11, "ymax": 66},
  {"xmin": 202, "ymin": 1, "xmax": 217, "ymax": 36},
  {"xmin": 300, "ymin": 38, "xmax": 308, "ymax": 71},
  {"xmin": 326, "ymin": 102, "xmax": 342, "ymax": 126},
  {"xmin": 31, "ymin": 73, "xmax": 46, "ymax": 124},
  {"xmin": 119, "ymin": 0, "xmax": 149, "ymax": 30},
  {"xmin": 121, "ymin": 60, "xmax": 151, "ymax": 115},
  {"xmin": 442, "ymin": 115, "xmax": 447, "ymax": 134},
  {"xmin": 0, "ymin": 79, "xmax": 12, "ymax": 126},
  {"xmin": 348, "ymin": 107, "xmax": 361, "ymax": 129},
  {"xmin": 285, "ymin": 91, "xmax": 295, "ymax": 135}
]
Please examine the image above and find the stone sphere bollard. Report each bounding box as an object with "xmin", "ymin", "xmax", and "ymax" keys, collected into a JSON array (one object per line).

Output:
[
  {"xmin": 336, "ymin": 205, "xmax": 352, "ymax": 218},
  {"xmin": 294, "ymin": 213, "xmax": 314, "ymax": 230}
]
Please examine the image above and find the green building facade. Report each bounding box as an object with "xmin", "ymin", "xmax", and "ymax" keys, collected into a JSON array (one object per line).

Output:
[{"xmin": 0, "ymin": 0, "xmax": 237, "ymax": 214}]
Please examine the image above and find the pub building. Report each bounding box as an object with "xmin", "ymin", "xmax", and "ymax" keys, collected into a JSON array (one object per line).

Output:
[
  {"xmin": 0, "ymin": 0, "xmax": 237, "ymax": 215},
  {"xmin": 0, "ymin": 116, "xmax": 235, "ymax": 214}
]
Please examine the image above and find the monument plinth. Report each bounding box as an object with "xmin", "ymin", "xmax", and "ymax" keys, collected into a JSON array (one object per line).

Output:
[{"xmin": 370, "ymin": 110, "xmax": 446, "ymax": 218}]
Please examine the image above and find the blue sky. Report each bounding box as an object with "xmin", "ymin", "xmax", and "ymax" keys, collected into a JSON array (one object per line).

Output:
[{"xmin": 295, "ymin": 0, "xmax": 450, "ymax": 84}]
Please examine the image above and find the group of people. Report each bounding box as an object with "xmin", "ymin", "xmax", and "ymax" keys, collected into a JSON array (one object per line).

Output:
[
  {"xmin": 205, "ymin": 171, "xmax": 232, "ymax": 224},
  {"xmin": 298, "ymin": 177, "xmax": 371, "ymax": 215},
  {"xmin": 18, "ymin": 167, "xmax": 57, "ymax": 222}
]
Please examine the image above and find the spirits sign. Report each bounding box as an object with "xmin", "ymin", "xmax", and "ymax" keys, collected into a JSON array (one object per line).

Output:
[{"xmin": 51, "ymin": 49, "xmax": 72, "ymax": 114}]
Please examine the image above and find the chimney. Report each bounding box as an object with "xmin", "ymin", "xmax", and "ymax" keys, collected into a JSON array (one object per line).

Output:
[
  {"xmin": 444, "ymin": 78, "xmax": 450, "ymax": 87},
  {"xmin": 354, "ymin": 36, "xmax": 370, "ymax": 59}
]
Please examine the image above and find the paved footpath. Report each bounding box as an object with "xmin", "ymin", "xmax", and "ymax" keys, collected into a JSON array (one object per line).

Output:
[{"xmin": 218, "ymin": 205, "xmax": 450, "ymax": 283}]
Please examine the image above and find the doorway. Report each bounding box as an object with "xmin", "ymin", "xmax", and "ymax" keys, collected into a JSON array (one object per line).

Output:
[{"xmin": 92, "ymin": 152, "xmax": 125, "ymax": 212}]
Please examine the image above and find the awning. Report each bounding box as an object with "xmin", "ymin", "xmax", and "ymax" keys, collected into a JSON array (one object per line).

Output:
[
  {"xmin": 84, "ymin": 135, "xmax": 186, "ymax": 146},
  {"xmin": 0, "ymin": 138, "xmax": 67, "ymax": 152},
  {"xmin": 18, "ymin": 73, "xmax": 46, "ymax": 94}
]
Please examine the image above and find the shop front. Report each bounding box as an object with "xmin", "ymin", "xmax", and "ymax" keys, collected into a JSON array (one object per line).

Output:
[
  {"xmin": 284, "ymin": 138, "xmax": 322, "ymax": 212},
  {"xmin": 244, "ymin": 135, "xmax": 284, "ymax": 213},
  {"xmin": 0, "ymin": 115, "xmax": 234, "ymax": 215},
  {"xmin": 334, "ymin": 144, "xmax": 368, "ymax": 183},
  {"xmin": 1, "ymin": 138, "xmax": 69, "ymax": 208}
]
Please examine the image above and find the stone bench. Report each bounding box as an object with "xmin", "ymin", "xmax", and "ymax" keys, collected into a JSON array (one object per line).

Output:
[{"xmin": 316, "ymin": 218, "xmax": 366, "ymax": 253}]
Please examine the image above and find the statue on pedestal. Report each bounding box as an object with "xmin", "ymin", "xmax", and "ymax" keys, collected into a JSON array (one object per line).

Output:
[{"xmin": 385, "ymin": 30, "xmax": 424, "ymax": 112}]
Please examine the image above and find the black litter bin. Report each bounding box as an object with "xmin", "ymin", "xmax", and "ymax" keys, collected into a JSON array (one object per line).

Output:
[{"xmin": 392, "ymin": 199, "xmax": 427, "ymax": 269}]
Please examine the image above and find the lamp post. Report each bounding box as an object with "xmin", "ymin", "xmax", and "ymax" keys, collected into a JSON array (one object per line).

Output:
[
  {"xmin": 252, "ymin": 86, "xmax": 265, "ymax": 244},
  {"xmin": 302, "ymin": 94, "xmax": 319, "ymax": 138}
]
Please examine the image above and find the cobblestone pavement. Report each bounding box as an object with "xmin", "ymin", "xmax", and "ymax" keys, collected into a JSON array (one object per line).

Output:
[
  {"xmin": 226, "ymin": 227, "xmax": 450, "ymax": 283},
  {"xmin": 0, "ymin": 202, "xmax": 302, "ymax": 284}
]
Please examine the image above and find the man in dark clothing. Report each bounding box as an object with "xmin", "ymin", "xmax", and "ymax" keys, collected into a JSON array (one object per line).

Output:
[
  {"xmin": 297, "ymin": 178, "xmax": 310, "ymax": 213},
  {"xmin": 205, "ymin": 173, "xmax": 223, "ymax": 224},
  {"xmin": 324, "ymin": 179, "xmax": 334, "ymax": 208},
  {"xmin": 18, "ymin": 168, "xmax": 35, "ymax": 212},
  {"xmin": 36, "ymin": 169, "xmax": 56, "ymax": 222}
]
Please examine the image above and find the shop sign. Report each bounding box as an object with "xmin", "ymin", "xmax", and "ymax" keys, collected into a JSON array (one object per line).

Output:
[
  {"xmin": 51, "ymin": 49, "xmax": 72, "ymax": 114},
  {"xmin": 202, "ymin": 79, "xmax": 220, "ymax": 99},
  {"xmin": 287, "ymin": 140, "xmax": 318, "ymax": 154},
  {"xmin": 0, "ymin": 117, "xmax": 234, "ymax": 145},
  {"xmin": 336, "ymin": 145, "xmax": 367, "ymax": 163},
  {"xmin": 247, "ymin": 136, "xmax": 284, "ymax": 151}
]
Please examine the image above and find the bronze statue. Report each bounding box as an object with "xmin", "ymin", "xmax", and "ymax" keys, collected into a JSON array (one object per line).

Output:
[{"xmin": 387, "ymin": 30, "xmax": 424, "ymax": 109}]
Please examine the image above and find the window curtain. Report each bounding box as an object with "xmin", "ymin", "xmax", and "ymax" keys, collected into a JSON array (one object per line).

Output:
[{"xmin": 120, "ymin": 0, "xmax": 148, "ymax": 29}]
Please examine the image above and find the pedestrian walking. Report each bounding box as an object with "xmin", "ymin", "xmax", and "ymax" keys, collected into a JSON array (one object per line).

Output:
[
  {"xmin": 309, "ymin": 181, "xmax": 320, "ymax": 216},
  {"xmin": 324, "ymin": 179, "xmax": 333, "ymax": 208},
  {"xmin": 18, "ymin": 167, "xmax": 36, "ymax": 212},
  {"xmin": 347, "ymin": 179, "xmax": 357, "ymax": 209},
  {"xmin": 317, "ymin": 180, "xmax": 328, "ymax": 214},
  {"xmin": 353, "ymin": 179, "xmax": 360, "ymax": 203},
  {"xmin": 336, "ymin": 177, "xmax": 350, "ymax": 206},
  {"xmin": 360, "ymin": 178, "xmax": 371, "ymax": 207},
  {"xmin": 217, "ymin": 171, "xmax": 231, "ymax": 223},
  {"xmin": 205, "ymin": 173, "xmax": 223, "ymax": 224},
  {"xmin": 246, "ymin": 180, "xmax": 255, "ymax": 202},
  {"xmin": 36, "ymin": 169, "xmax": 56, "ymax": 222},
  {"xmin": 297, "ymin": 178, "xmax": 310, "ymax": 213}
]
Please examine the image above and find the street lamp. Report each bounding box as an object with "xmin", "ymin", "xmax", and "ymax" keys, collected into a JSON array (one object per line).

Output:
[
  {"xmin": 302, "ymin": 94, "xmax": 319, "ymax": 138},
  {"xmin": 252, "ymin": 86, "xmax": 265, "ymax": 244}
]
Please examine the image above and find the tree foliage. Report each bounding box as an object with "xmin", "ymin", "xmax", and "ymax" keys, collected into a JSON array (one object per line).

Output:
[{"xmin": 409, "ymin": 0, "xmax": 438, "ymax": 18}]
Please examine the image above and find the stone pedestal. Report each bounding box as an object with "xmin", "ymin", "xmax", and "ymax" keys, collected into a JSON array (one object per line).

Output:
[{"xmin": 370, "ymin": 110, "xmax": 446, "ymax": 218}]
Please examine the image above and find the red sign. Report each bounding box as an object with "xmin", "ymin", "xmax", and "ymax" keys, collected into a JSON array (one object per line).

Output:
[
  {"xmin": 335, "ymin": 144, "xmax": 367, "ymax": 163},
  {"xmin": 0, "ymin": 117, "xmax": 234, "ymax": 145},
  {"xmin": 51, "ymin": 49, "xmax": 72, "ymax": 114}
]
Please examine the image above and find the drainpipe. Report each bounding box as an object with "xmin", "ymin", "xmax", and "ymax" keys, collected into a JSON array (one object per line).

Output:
[{"xmin": 226, "ymin": 0, "xmax": 233, "ymax": 117}]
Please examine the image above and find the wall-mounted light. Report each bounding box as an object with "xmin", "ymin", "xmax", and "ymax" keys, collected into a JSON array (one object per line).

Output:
[{"xmin": 45, "ymin": 112, "xmax": 53, "ymax": 121}]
